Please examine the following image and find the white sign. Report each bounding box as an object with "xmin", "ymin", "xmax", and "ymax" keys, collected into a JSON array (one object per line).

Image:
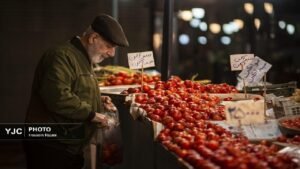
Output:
[
  {"xmin": 210, "ymin": 119, "xmax": 281, "ymax": 141},
  {"xmin": 230, "ymin": 54, "xmax": 254, "ymax": 71},
  {"xmin": 242, "ymin": 120, "xmax": 281, "ymax": 141},
  {"xmin": 223, "ymin": 100, "xmax": 265, "ymax": 126},
  {"xmin": 128, "ymin": 51, "xmax": 155, "ymax": 69},
  {"xmin": 239, "ymin": 56, "xmax": 272, "ymax": 84}
]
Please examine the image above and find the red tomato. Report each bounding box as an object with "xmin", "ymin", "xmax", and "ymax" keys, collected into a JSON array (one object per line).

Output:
[
  {"xmin": 117, "ymin": 71, "xmax": 129, "ymax": 77},
  {"xmin": 179, "ymin": 139, "xmax": 191, "ymax": 149},
  {"xmin": 135, "ymin": 94, "xmax": 146, "ymax": 103},
  {"xmin": 173, "ymin": 123, "xmax": 184, "ymax": 131},
  {"xmin": 111, "ymin": 79, "xmax": 122, "ymax": 85},
  {"xmin": 142, "ymin": 85, "xmax": 151, "ymax": 92},
  {"xmin": 147, "ymin": 90, "xmax": 156, "ymax": 97},
  {"xmin": 153, "ymin": 108, "xmax": 163, "ymax": 116},
  {"xmin": 206, "ymin": 140, "xmax": 219, "ymax": 150},
  {"xmin": 172, "ymin": 111, "xmax": 182, "ymax": 121},
  {"xmin": 123, "ymin": 78, "xmax": 134, "ymax": 85},
  {"xmin": 152, "ymin": 75, "xmax": 161, "ymax": 82},
  {"xmin": 148, "ymin": 114, "xmax": 160, "ymax": 122},
  {"xmin": 162, "ymin": 116, "xmax": 174, "ymax": 125},
  {"xmin": 276, "ymin": 135, "xmax": 287, "ymax": 142}
]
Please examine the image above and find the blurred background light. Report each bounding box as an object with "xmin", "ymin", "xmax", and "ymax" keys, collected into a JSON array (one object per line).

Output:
[
  {"xmin": 179, "ymin": 34, "xmax": 190, "ymax": 45},
  {"xmin": 178, "ymin": 10, "xmax": 193, "ymax": 21},
  {"xmin": 233, "ymin": 19, "xmax": 244, "ymax": 29},
  {"xmin": 244, "ymin": 3, "xmax": 254, "ymax": 15},
  {"xmin": 278, "ymin": 20, "xmax": 286, "ymax": 29},
  {"xmin": 223, "ymin": 21, "xmax": 240, "ymax": 35},
  {"xmin": 197, "ymin": 36, "xmax": 207, "ymax": 45},
  {"xmin": 264, "ymin": 2, "xmax": 273, "ymax": 14},
  {"xmin": 221, "ymin": 36, "xmax": 231, "ymax": 45},
  {"xmin": 192, "ymin": 8, "xmax": 205, "ymax": 19},
  {"xmin": 153, "ymin": 33, "xmax": 162, "ymax": 50},
  {"xmin": 287, "ymin": 24, "xmax": 295, "ymax": 35},
  {"xmin": 254, "ymin": 18, "xmax": 261, "ymax": 30},
  {"xmin": 190, "ymin": 18, "xmax": 201, "ymax": 28},
  {"xmin": 199, "ymin": 22, "xmax": 208, "ymax": 31},
  {"xmin": 209, "ymin": 23, "xmax": 221, "ymax": 34},
  {"xmin": 223, "ymin": 23, "xmax": 234, "ymax": 35}
]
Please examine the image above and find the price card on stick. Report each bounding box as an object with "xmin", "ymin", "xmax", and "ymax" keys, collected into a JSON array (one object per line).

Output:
[
  {"xmin": 239, "ymin": 56, "xmax": 272, "ymax": 84},
  {"xmin": 128, "ymin": 51, "xmax": 155, "ymax": 70},
  {"xmin": 230, "ymin": 53, "xmax": 254, "ymax": 99},
  {"xmin": 223, "ymin": 100, "xmax": 265, "ymax": 126},
  {"xmin": 230, "ymin": 54, "xmax": 254, "ymax": 71},
  {"xmin": 127, "ymin": 51, "xmax": 155, "ymax": 92}
]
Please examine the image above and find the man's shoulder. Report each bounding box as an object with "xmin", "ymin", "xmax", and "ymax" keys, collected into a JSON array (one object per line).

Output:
[
  {"xmin": 47, "ymin": 41, "xmax": 75, "ymax": 55},
  {"xmin": 38, "ymin": 42, "xmax": 80, "ymax": 68},
  {"xmin": 43, "ymin": 41, "xmax": 78, "ymax": 60}
]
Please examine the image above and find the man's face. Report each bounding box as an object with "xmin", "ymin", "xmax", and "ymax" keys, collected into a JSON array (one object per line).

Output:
[{"xmin": 86, "ymin": 34, "xmax": 116, "ymax": 64}]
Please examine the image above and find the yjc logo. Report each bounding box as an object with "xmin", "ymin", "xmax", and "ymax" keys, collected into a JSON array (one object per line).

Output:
[{"xmin": 5, "ymin": 128, "xmax": 23, "ymax": 135}]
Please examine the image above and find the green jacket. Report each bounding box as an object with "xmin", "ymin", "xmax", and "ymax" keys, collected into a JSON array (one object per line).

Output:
[{"xmin": 26, "ymin": 37, "xmax": 103, "ymax": 154}]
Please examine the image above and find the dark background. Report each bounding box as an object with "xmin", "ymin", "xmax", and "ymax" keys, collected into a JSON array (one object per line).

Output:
[
  {"xmin": 0, "ymin": 0, "xmax": 153, "ymax": 168},
  {"xmin": 0, "ymin": 0, "xmax": 299, "ymax": 168},
  {"xmin": 0, "ymin": 0, "xmax": 153, "ymax": 123}
]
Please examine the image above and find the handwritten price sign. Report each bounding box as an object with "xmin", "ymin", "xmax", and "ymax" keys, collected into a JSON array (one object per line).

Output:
[
  {"xmin": 128, "ymin": 51, "xmax": 155, "ymax": 69},
  {"xmin": 223, "ymin": 100, "xmax": 265, "ymax": 126},
  {"xmin": 230, "ymin": 54, "xmax": 254, "ymax": 71},
  {"xmin": 239, "ymin": 56, "xmax": 272, "ymax": 84}
]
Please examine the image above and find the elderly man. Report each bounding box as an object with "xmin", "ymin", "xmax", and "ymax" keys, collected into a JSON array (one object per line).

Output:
[{"xmin": 24, "ymin": 14, "xmax": 129, "ymax": 169}]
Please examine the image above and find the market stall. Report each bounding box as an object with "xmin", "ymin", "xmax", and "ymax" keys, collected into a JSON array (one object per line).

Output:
[{"xmin": 98, "ymin": 75, "xmax": 300, "ymax": 169}]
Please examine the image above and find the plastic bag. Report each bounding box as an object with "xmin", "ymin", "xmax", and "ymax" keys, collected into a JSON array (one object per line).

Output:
[{"xmin": 100, "ymin": 111, "xmax": 123, "ymax": 166}]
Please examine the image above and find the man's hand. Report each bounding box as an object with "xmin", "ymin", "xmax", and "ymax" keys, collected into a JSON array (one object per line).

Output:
[
  {"xmin": 101, "ymin": 96, "xmax": 117, "ymax": 112},
  {"xmin": 91, "ymin": 113, "xmax": 108, "ymax": 127}
]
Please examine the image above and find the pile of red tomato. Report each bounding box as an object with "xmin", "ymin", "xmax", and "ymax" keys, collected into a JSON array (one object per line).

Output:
[
  {"xmin": 101, "ymin": 143, "xmax": 122, "ymax": 165},
  {"xmin": 277, "ymin": 135, "xmax": 300, "ymax": 145},
  {"xmin": 123, "ymin": 76, "xmax": 237, "ymax": 121},
  {"xmin": 123, "ymin": 77, "xmax": 297, "ymax": 168},
  {"xmin": 158, "ymin": 121, "xmax": 295, "ymax": 169},
  {"xmin": 103, "ymin": 71, "xmax": 160, "ymax": 86},
  {"xmin": 280, "ymin": 117, "xmax": 300, "ymax": 129}
]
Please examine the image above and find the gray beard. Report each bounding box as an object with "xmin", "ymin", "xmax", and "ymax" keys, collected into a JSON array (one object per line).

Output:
[{"xmin": 90, "ymin": 55, "xmax": 104, "ymax": 64}]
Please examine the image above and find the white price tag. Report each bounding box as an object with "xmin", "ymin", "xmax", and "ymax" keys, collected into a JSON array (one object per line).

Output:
[
  {"xmin": 128, "ymin": 51, "xmax": 155, "ymax": 69},
  {"xmin": 230, "ymin": 54, "xmax": 254, "ymax": 71},
  {"xmin": 242, "ymin": 120, "xmax": 281, "ymax": 141},
  {"xmin": 224, "ymin": 100, "xmax": 265, "ymax": 126},
  {"xmin": 239, "ymin": 56, "xmax": 272, "ymax": 84}
]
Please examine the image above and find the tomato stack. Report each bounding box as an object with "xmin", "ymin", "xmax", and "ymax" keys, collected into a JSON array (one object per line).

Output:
[
  {"xmin": 281, "ymin": 117, "xmax": 300, "ymax": 129},
  {"xmin": 103, "ymin": 71, "xmax": 160, "ymax": 86},
  {"xmin": 277, "ymin": 135, "xmax": 300, "ymax": 145},
  {"xmin": 125, "ymin": 77, "xmax": 298, "ymax": 169}
]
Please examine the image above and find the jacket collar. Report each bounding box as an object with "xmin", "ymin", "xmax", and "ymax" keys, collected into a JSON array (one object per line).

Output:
[{"xmin": 70, "ymin": 36, "xmax": 91, "ymax": 65}]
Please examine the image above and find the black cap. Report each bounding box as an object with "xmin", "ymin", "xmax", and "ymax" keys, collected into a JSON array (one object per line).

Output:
[{"xmin": 91, "ymin": 14, "xmax": 129, "ymax": 47}]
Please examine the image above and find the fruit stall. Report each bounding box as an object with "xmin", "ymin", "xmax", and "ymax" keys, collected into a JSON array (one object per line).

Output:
[{"xmin": 98, "ymin": 70, "xmax": 300, "ymax": 169}]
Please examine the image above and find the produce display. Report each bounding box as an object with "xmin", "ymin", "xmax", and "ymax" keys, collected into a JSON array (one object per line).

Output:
[
  {"xmin": 123, "ymin": 77, "xmax": 298, "ymax": 168},
  {"xmin": 123, "ymin": 76, "xmax": 237, "ymax": 121},
  {"xmin": 158, "ymin": 122, "xmax": 295, "ymax": 169},
  {"xmin": 103, "ymin": 71, "xmax": 160, "ymax": 86},
  {"xmin": 95, "ymin": 65, "xmax": 136, "ymax": 82},
  {"xmin": 280, "ymin": 117, "xmax": 300, "ymax": 129},
  {"xmin": 94, "ymin": 65, "xmax": 161, "ymax": 86},
  {"xmin": 276, "ymin": 135, "xmax": 300, "ymax": 145}
]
